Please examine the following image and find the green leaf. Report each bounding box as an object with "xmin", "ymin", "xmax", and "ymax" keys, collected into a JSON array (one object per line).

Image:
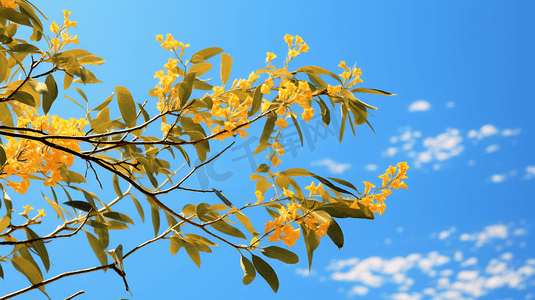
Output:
[
  {"xmin": 0, "ymin": 51, "xmax": 8, "ymax": 83},
  {"xmin": 236, "ymin": 211, "xmax": 258, "ymax": 237},
  {"xmin": 0, "ymin": 8, "xmax": 32, "ymax": 27},
  {"xmin": 112, "ymin": 174, "xmax": 123, "ymax": 198},
  {"xmin": 212, "ymin": 188, "xmax": 233, "ymax": 207},
  {"xmin": 0, "ymin": 145, "xmax": 6, "ymax": 167},
  {"xmin": 43, "ymin": 193, "xmax": 65, "ymax": 221},
  {"xmin": 183, "ymin": 240, "xmax": 201, "ymax": 267},
  {"xmin": 146, "ymin": 196, "xmax": 160, "ymax": 237},
  {"xmin": 11, "ymin": 254, "xmax": 44, "ymax": 292},
  {"xmin": 115, "ymin": 86, "xmax": 137, "ymax": 128},
  {"xmin": 326, "ymin": 218, "xmax": 344, "ymax": 249},
  {"xmin": 138, "ymin": 102, "xmax": 150, "ymax": 123},
  {"xmin": 183, "ymin": 233, "xmax": 218, "ymax": 247},
  {"xmin": 0, "ymin": 102, "xmax": 14, "ymax": 126},
  {"xmin": 103, "ymin": 212, "xmax": 134, "ymax": 225},
  {"xmin": 129, "ymin": 194, "xmax": 144, "ymax": 222},
  {"xmin": 210, "ymin": 220, "xmax": 247, "ymax": 239},
  {"xmin": 350, "ymin": 87, "xmax": 395, "ymax": 96},
  {"xmin": 326, "ymin": 177, "xmax": 360, "ymax": 194},
  {"xmin": 63, "ymin": 200, "xmax": 93, "ymax": 212},
  {"xmin": 316, "ymin": 202, "xmax": 374, "ymax": 220},
  {"xmin": 240, "ymin": 255, "xmax": 256, "ymax": 285},
  {"xmin": 340, "ymin": 89, "xmax": 377, "ymax": 110},
  {"xmin": 24, "ymin": 227, "xmax": 50, "ymax": 272},
  {"xmin": 255, "ymin": 163, "xmax": 270, "ymax": 173},
  {"xmin": 290, "ymin": 113, "xmax": 304, "ymax": 146},
  {"xmin": 91, "ymin": 93, "xmax": 114, "ymax": 111},
  {"xmin": 12, "ymin": 90, "xmax": 36, "ymax": 107},
  {"xmin": 63, "ymin": 72, "xmax": 73, "ymax": 90},
  {"xmin": 248, "ymin": 85, "xmax": 263, "ymax": 117},
  {"xmin": 85, "ymin": 231, "xmax": 108, "ymax": 266},
  {"xmin": 190, "ymin": 47, "xmax": 224, "ymax": 63},
  {"xmin": 220, "ymin": 53, "xmax": 232, "ymax": 86},
  {"xmin": 259, "ymin": 113, "xmax": 276, "ymax": 144},
  {"xmin": 315, "ymin": 96, "xmax": 331, "ymax": 126},
  {"xmin": 301, "ymin": 224, "xmax": 320, "ymax": 271},
  {"xmin": 0, "ymin": 215, "xmax": 10, "ymax": 233},
  {"xmin": 188, "ymin": 62, "xmax": 212, "ymax": 76},
  {"xmin": 262, "ymin": 246, "xmax": 299, "ymax": 264},
  {"xmin": 178, "ymin": 71, "xmax": 196, "ymax": 107},
  {"xmin": 0, "ymin": 263, "xmax": 3, "ymax": 279},
  {"xmin": 42, "ymin": 74, "xmax": 58, "ymax": 115},
  {"xmin": 252, "ymin": 255, "xmax": 279, "ymax": 293},
  {"xmin": 170, "ymin": 236, "xmax": 184, "ymax": 255},
  {"xmin": 295, "ymin": 66, "xmax": 342, "ymax": 84}
]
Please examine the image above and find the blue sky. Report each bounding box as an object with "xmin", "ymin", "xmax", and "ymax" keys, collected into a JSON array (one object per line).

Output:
[{"xmin": 2, "ymin": 1, "xmax": 535, "ymax": 299}]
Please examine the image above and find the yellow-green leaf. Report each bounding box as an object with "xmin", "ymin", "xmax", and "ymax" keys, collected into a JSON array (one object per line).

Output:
[
  {"xmin": 190, "ymin": 47, "xmax": 223, "ymax": 64},
  {"xmin": 115, "ymin": 86, "xmax": 137, "ymax": 128},
  {"xmin": 42, "ymin": 74, "xmax": 57, "ymax": 115},
  {"xmin": 236, "ymin": 211, "xmax": 258, "ymax": 237},
  {"xmin": 85, "ymin": 231, "xmax": 108, "ymax": 266},
  {"xmin": 240, "ymin": 255, "xmax": 256, "ymax": 285},
  {"xmin": 262, "ymin": 246, "xmax": 299, "ymax": 264},
  {"xmin": 220, "ymin": 53, "xmax": 232, "ymax": 86},
  {"xmin": 252, "ymin": 254, "xmax": 279, "ymax": 293},
  {"xmin": 0, "ymin": 102, "xmax": 14, "ymax": 126},
  {"xmin": 188, "ymin": 62, "xmax": 212, "ymax": 76}
]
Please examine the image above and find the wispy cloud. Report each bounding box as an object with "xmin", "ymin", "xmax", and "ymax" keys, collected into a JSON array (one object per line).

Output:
[
  {"xmin": 364, "ymin": 164, "xmax": 378, "ymax": 171},
  {"xmin": 408, "ymin": 100, "xmax": 431, "ymax": 112},
  {"xmin": 321, "ymin": 222, "xmax": 533, "ymax": 299},
  {"xmin": 311, "ymin": 158, "xmax": 351, "ymax": 174},
  {"xmin": 468, "ymin": 124, "xmax": 498, "ymax": 140},
  {"xmin": 525, "ymin": 166, "xmax": 535, "ymax": 179},
  {"xmin": 446, "ymin": 101, "xmax": 455, "ymax": 108},
  {"xmin": 485, "ymin": 144, "xmax": 499, "ymax": 153}
]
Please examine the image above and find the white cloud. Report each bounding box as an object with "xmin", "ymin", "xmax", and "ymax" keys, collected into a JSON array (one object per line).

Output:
[
  {"xmin": 457, "ymin": 270, "xmax": 479, "ymax": 281},
  {"xmin": 348, "ymin": 286, "xmax": 369, "ymax": 296},
  {"xmin": 485, "ymin": 144, "xmax": 500, "ymax": 153},
  {"xmin": 468, "ymin": 159, "xmax": 476, "ymax": 166},
  {"xmin": 491, "ymin": 174, "xmax": 506, "ymax": 183},
  {"xmin": 385, "ymin": 238, "xmax": 392, "ymax": 245},
  {"xmin": 383, "ymin": 147, "xmax": 398, "ymax": 157},
  {"xmin": 413, "ymin": 128, "xmax": 464, "ymax": 166},
  {"xmin": 454, "ymin": 251, "xmax": 463, "ymax": 262},
  {"xmin": 326, "ymin": 258, "xmax": 359, "ymax": 271},
  {"xmin": 440, "ymin": 269, "xmax": 454, "ymax": 277},
  {"xmin": 513, "ymin": 228, "xmax": 527, "ymax": 236},
  {"xmin": 397, "ymin": 227, "xmax": 404, "ymax": 233},
  {"xmin": 408, "ymin": 100, "xmax": 431, "ymax": 112},
  {"xmin": 446, "ymin": 101, "xmax": 455, "ymax": 108},
  {"xmin": 391, "ymin": 292, "xmax": 422, "ymax": 300},
  {"xmin": 502, "ymin": 128, "xmax": 521, "ymax": 136},
  {"xmin": 433, "ymin": 164, "xmax": 441, "ymax": 171},
  {"xmin": 439, "ymin": 227, "xmax": 456, "ymax": 240},
  {"xmin": 468, "ymin": 124, "xmax": 498, "ymax": 140},
  {"xmin": 311, "ymin": 158, "xmax": 351, "ymax": 174},
  {"xmin": 365, "ymin": 164, "xmax": 378, "ymax": 171},
  {"xmin": 460, "ymin": 257, "xmax": 478, "ymax": 268},
  {"xmin": 418, "ymin": 252, "xmax": 450, "ymax": 273},
  {"xmin": 390, "ymin": 136, "xmax": 399, "ymax": 143},
  {"xmin": 295, "ymin": 268, "xmax": 316, "ymax": 277},
  {"xmin": 460, "ymin": 224, "xmax": 508, "ymax": 247},
  {"xmin": 525, "ymin": 166, "xmax": 535, "ymax": 179}
]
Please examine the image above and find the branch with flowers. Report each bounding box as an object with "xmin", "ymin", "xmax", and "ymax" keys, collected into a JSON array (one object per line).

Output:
[{"xmin": 0, "ymin": 1, "xmax": 405, "ymax": 298}]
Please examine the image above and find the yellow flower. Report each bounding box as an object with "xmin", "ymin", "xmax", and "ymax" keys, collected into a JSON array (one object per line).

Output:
[
  {"xmin": 316, "ymin": 223, "xmax": 329, "ymax": 238},
  {"xmin": 327, "ymin": 85, "xmax": 342, "ymax": 95},
  {"xmin": 338, "ymin": 61, "xmax": 350, "ymax": 72},
  {"xmin": 255, "ymin": 190, "xmax": 264, "ymax": 203},
  {"xmin": 271, "ymin": 156, "xmax": 282, "ymax": 168},
  {"xmin": 281, "ymin": 225, "xmax": 300, "ymax": 247},
  {"xmin": 50, "ymin": 21, "xmax": 59, "ymax": 34},
  {"xmin": 298, "ymin": 43, "xmax": 309, "ymax": 53},
  {"xmin": 261, "ymin": 84, "xmax": 271, "ymax": 94},
  {"xmin": 302, "ymin": 108, "xmax": 314, "ymax": 122},
  {"xmin": 276, "ymin": 147, "xmax": 285, "ymax": 156},
  {"xmin": 378, "ymin": 173, "xmax": 391, "ymax": 188},
  {"xmin": 36, "ymin": 209, "xmax": 46, "ymax": 218},
  {"xmin": 284, "ymin": 34, "xmax": 294, "ymax": 47},
  {"xmin": 294, "ymin": 35, "xmax": 304, "ymax": 46},
  {"xmin": 363, "ymin": 181, "xmax": 376, "ymax": 195},
  {"xmin": 51, "ymin": 38, "xmax": 61, "ymax": 52},
  {"xmin": 19, "ymin": 205, "xmax": 34, "ymax": 216},
  {"xmin": 386, "ymin": 165, "xmax": 397, "ymax": 177},
  {"xmin": 266, "ymin": 52, "xmax": 277, "ymax": 64},
  {"xmin": 339, "ymin": 71, "xmax": 351, "ymax": 81},
  {"xmin": 377, "ymin": 203, "xmax": 386, "ymax": 216},
  {"xmin": 0, "ymin": 0, "xmax": 17, "ymax": 9},
  {"xmin": 156, "ymin": 34, "xmax": 164, "ymax": 42},
  {"xmin": 192, "ymin": 114, "xmax": 203, "ymax": 124},
  {"xmin": 305, "ymin": 182, "xmax": 318, "ymax": 197},
  {"xmin": 275, "ymin": 118, "xmax": 288, "ymax": 129},
  {"xmin": 282, "ymin": 188, "xmax": 294, "ymax": 198}
]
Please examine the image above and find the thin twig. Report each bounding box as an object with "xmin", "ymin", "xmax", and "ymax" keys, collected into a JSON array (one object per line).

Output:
[{"xmin": 63, "ymin": 290, "xmax": 84, "ymax": 300}]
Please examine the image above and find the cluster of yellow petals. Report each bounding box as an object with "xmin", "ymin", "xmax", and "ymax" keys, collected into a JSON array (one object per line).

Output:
[
  {"xmin": 18, "ymin": 205, "xmax": 46, "ymax": 219},
  {"xmin": 338, "ymin": 60, "xmax": 363, "ymax": 88},
  {"xmin": 1, "ymin": 104, "xmax": 87, "ymax": 194},
  {"xmin": 0, "ymin": 0, "xmax": 17, "ymax": 9},
  {"xmin": 350, "ymin": 162, "xmax": 409, "ymax": 215},
  {"xmin": 156, "ymin": 33, "xmax": 190, "ymax": 56},
  {"xmin": 265, "ymin": 201, "xmax": 329, "ymax": 247},
  {"xmin": 283, "ymin": 34, "xmax": 309, "ymax": 60},
  {"xmin": 49, "ymin": 11, "xmax": 78, "ymax": 53}
]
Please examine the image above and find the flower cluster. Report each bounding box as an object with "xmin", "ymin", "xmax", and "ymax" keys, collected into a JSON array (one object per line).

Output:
[
  {"xmin": 49, "ymin": 11, "xmax": 78, "ymax": 53},
  {"xmin": 283, "ymin": 34, "xmax": 309, "ymax": 62},
  {"xmin": 1, "ymin": 104, "xmax": 87, "ymax": 194},
  {"xmin": 0, "ymin": 0, "xmax": 17, "ymax": 9},
  {"xmin": 327, "ymin": 60, "xmax": 363, "ymax": 96},
  {"xmin": 18, "ymin": 205, "xmax": 46, "ymax": 220},
  {"xmin": 350, "ymin": 161, "xmax": 409, "ymax": 215},
  {"xmin": 264, "ymin": 202, "xmax": 329, "ymax": 247},
  {"xmin": 156, "ymin": 33, "xmax": 190, "ymax": 56}
]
